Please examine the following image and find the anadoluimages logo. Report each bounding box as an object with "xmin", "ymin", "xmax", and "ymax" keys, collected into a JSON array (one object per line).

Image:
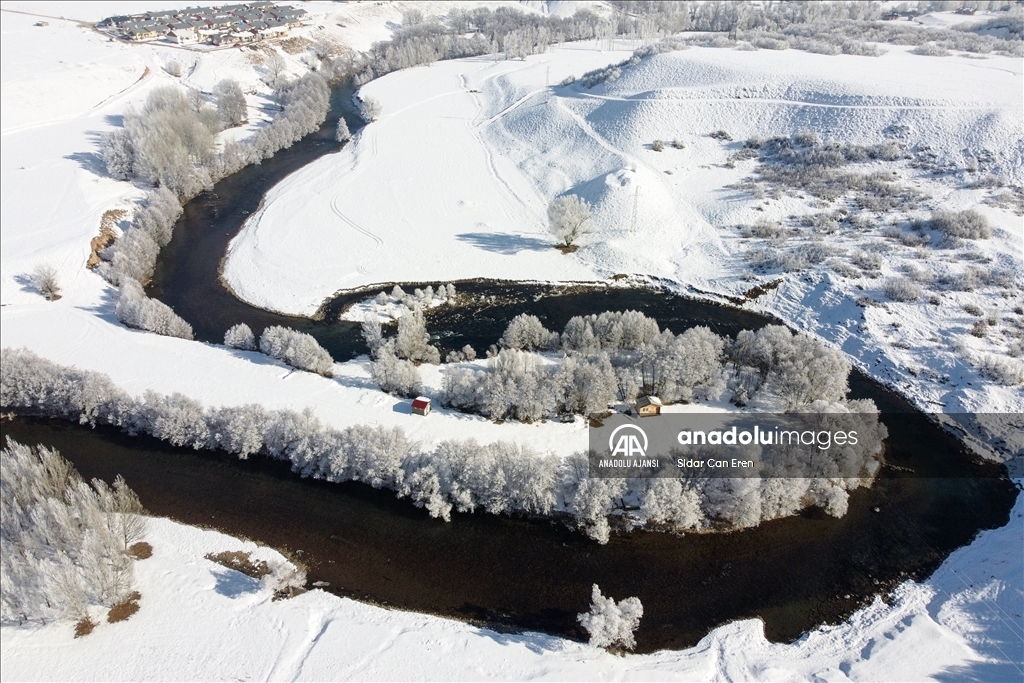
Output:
[{"xmin": 608, "ymin": 424, "xmax": 648, "ymax": 458}]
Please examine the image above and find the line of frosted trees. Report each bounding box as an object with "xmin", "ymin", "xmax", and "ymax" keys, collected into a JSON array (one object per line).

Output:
[
  {"xmin": 363, "ymin": 305, "xmax": 855, "ymax": 421},
  {"xmin": 1, "ymin": 347, "xmax": 886, "ymax": 544},
  {"xmin": 97, "ymin": 73, "xmax": 331, "ymax": 340},
  {"xmin": 1, "ymin": 438, "xmax": 147, "ymax": 625}
]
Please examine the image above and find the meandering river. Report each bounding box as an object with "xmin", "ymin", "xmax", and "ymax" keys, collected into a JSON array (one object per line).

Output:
[{"xmin": 8, "ymin": 80, "xmax": 1015, "ymax": 653}]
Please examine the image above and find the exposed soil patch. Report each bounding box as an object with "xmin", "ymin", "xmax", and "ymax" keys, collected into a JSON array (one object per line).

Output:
[
  {"xmin": 73, "ymin": 617, "xmax": 96, "ymax": 638},
  {"xmin": 128, "ymin": 541, "xmax": 153, "ymax": 559},
  {"xmin": 205, "ymin": 550, "xmax": 270, "ymax": 579},
  {"xmin": 107, "ymin": 591, "xmax": 141, "ymax": 623}
]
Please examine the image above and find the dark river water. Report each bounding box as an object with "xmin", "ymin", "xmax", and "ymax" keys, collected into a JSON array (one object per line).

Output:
[{"xmin": 11, "ymin": 80, "xmax": 1012, "ymax": 652}]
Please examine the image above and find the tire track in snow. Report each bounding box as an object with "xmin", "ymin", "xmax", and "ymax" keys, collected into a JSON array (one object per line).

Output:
[
  {"xmin": 329, "ymin": 126, "xmax": 385, "ymax": 278},
  {"xmin": 265, "ymin": 609, "xmax": 333, "ymax": 682}
]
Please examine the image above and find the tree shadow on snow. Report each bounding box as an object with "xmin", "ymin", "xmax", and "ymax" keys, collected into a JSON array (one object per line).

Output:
[
  {"xmin": 210, "ymin": 567, "xmax": 261, "ymax": 598},
  {"xmin": 65, "ymin": 130, "xmax": 109, "ymax": 177},
  {"xmin": 456, "ymin": 232, "xmax": 551, "ymax": 255},
  {"xmin": 12, "ymin": 272, "xmax": 39, "ymax": 297}
]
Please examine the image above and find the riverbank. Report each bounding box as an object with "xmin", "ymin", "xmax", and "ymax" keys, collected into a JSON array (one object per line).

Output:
[{"xmin": 1, "ymin": 459, "xmax": 1020, "ymax": 680}]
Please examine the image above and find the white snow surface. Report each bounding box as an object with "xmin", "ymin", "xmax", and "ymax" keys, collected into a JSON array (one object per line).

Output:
[{"xmin": 2, "ymin": 495, "xmax": 1021, "ymax": 681}]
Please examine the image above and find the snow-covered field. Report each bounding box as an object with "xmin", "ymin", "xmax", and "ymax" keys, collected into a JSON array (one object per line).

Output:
[
  {"xmin": 2, "ymin": 1, "xmax": 1022, "ymax": 680},
  {"xmin": 2, "ymin": 498, "xmax": 1021, "ymax": 682}
]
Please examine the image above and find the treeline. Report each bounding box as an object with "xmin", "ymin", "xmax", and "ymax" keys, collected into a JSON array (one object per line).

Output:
[
  {"xmin": 425, "ymin": 310, "xmax": 851, "ymax": 421},
  {"xmin": 97, "ymin": 73, "xmax": 330, "ymax": 339},
  {"xmin": 1, "ymin": 348, "xmax": 885, "ymax": 543},
  {"xmin": 1, "ymin": 439, "xmax": 147, "ymax": 625},
  {"xmin": 101, "ymin": 74, "xmax": 330, "ymax": 202},
  {"xmin": 224, "ymin": 323, "xmax": 334, "ymax": 377}
]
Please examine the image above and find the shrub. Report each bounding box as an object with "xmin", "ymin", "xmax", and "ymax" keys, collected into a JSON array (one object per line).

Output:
[
  {"xmin": 709, "ymin": 130, "xmax": 732, "ymax": 141},
  {"xmin": 930, "ymin": 210, "xmax": 992, "ymax": 241},
  {"xmin": 652, "ymin": 139, "xmax": 664, "ymax": 152},
  {"xmin": 911, "ymin": 43, "xmax": 950, "ymax": 57},
  {"xmin": 883, "ymin": 278, "xmax": 922, "ymax": 302},
  {"xmin": 977, "ymin": 355, "xmax": 1024, "ymax": 386},
  {"xmin": 107, "ymin": 591, "xmax": 141, "ymax": 623}
]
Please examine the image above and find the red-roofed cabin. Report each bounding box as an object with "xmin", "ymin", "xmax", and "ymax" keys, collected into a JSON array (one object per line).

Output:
[{"xmin": 412, "ymin": 396, "xmax": 431, "ymax": 416}]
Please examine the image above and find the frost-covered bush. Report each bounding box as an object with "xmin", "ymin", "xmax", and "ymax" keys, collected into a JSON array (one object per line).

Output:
[
  {"xmin": 930, "ymin": 210, "xmax": 992, "ymax": 241},
  {"xmin": 911, "ymin": 42, "xmax": 950, "ymax": 57},
  {"xmin": 115, "ymin": 278, "xmax": 194, "ymax": 340},
  {"xmin": 577, "ymin": 584, "xmax": 643, "ymax": 650},
  {"xmin": 102, "ymin": 187, "xmax": 182, "ymax": 286},
  {"xmin": 259, "ymin": 326, "xmax": 334, "ymax": 377},
  {"xmin": 976, "ymin": 355, "xmax": 1024, "ymax": 386},
  {"xmin": 358, "ymin": 95, "xmax": 382, "ymax": 122},
  {"xmin": 224, "ymin": 323, "xmax": 257, "ymax": 350},
  {"xmin": 883, "ymin": 277, "xmax": 922, "ymax": 302},
  {"xmin": 260, "ymin": 557, "xmax": 307, "ymax": 598},
  {"xmin": 499, "ymin": 314, "xmax": 559, "ymax": 351},
  {"xmin": 1, "ymin": 439, "xmax": 145, "ymax": 624}
]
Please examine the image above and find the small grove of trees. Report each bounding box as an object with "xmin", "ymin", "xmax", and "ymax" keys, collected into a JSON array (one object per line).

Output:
[
  {"xmin": 363, "ymin": 306, "xmax": 440, "ymax": 395},
  {"xmin": 114, "ymin": 278, "xmax": 193, "ymax": 340},
  {"xmin": 224, "ymin": 323, "xmax": 334, "ymax": 377},
  {"xmin": 1, "ymin": 438, "xmax": 147, "ymax": 625},
  {"xmin": 548, "ymin": 195, "xmax": 593, "ymax": 249},
  {"xmin": 1, "ymin": 348, "xmax": 888, "ymax": 543},
  {"xmin": 98, "ymin": 74, "xmax": 330, "ymax": 291},
  {"xmin": 577, "ymin": 584, "xmax": 643, "ymax": 651},
  {"xmin": 258, "ymin": 326, "xmax": 334, "ymax": 377}
]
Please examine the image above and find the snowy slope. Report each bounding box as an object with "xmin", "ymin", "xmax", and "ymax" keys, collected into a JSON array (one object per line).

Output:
[
  {"xmin": 224, "ymin": 43, "xmax": 1021, "ymax": 314},
  {"xmin": 1, "ymin": 495, "xmax": 1020, "ymax": 681}
]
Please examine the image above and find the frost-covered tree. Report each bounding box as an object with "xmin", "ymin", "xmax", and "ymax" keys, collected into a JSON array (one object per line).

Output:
[
  {"xmin": 370, "ymin": 340, "xmax": 423, "ymax": 396},
  {"xmin": 730, "ymin": 325, "xmax": 849, "ymax": 408},
  {"xmin": 33, "ymin": 264, "xmax": 61, "ymax": 301},
  {"xmin": 548, "ymin": 195, "xmax": 593, "ymax": 248},
  {"xmin": 115, "ymin": 278, "xmax": 193, "ymax": 340},
  {"xmin": 577, "ymin": 584, "xmax": 643, "ymax": 650},
  {"xmin": 395, "ymin": 307, "xmax": 440, "ymax": 363},
  {"xmin": 1, "ymin": 439, "xmax": 143, "ymax": 624},
  {"xmin": 101, "ymin": 128, "xmax": 134, "ymax": 180},
  {"xmin": 335, "ymin": 117, "xmax": 351, "ymax": 142},
  {"xmin": 555, "ymin": 353, "xmax": 617, "ymax": 416},
  {"xmin": 259, "ymin": 326, "xmax": 334, "ymax": 377},
  {"xmin": 361, "ymin": 313, "xmax": 383, "ymax": 355},
  {"xmin": 214, "ymin": 79, "xmax": 247, "ymax": 127},
  {"xmin": 360, "ymin": 95, "xmax": 382, "ymax": 122},
  {"xmin": 499, "ymin": 313, "xmax": 559, "ymax": 351},
  {"xmin": 224, "ymin": 323, "xmax": 256, "ymax": 350}
]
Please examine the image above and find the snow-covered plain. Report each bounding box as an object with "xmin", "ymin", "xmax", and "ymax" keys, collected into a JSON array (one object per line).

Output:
[{"xmin": 2, "ymin": 2, "xmax": 1023, "ymax": 679}]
